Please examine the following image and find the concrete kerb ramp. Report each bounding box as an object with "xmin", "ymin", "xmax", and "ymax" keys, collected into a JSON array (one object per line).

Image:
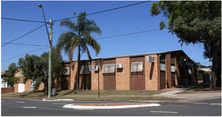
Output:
[{"xmin": 63, "ymin": 103, "xmax": 161, "ymax": 110}]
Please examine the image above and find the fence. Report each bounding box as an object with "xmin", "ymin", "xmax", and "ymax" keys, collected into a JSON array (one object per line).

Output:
[{"xmin": 1, "ymin": 87, "xmax": 15, "ymax": 94}]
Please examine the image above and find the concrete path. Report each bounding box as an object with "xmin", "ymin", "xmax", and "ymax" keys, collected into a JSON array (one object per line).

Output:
[
  {"xmin": 152, "ymin": 85, "xmax": 221, "ymax": 102},
  {"xmin": 153, "ymin": 86, "xmax": 196, "ymax": 97},
  {"xmin": 175, "ymin": 93, "xmax": 221, "ymax": 102}
]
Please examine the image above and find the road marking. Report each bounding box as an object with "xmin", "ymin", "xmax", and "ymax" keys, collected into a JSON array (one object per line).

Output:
[
  {"xmin": 16, "ymin": 101, "xmax": 25, "ymax": 103},
  {"xmin": 2, "ymin": 100, "xmax": 5, "ymax": 102},
  {"xmin": 150, "ymin": 111, "xmax": 178, "ymax": 114},
  {"xmin": 209, "ymin": 103, "xmax": 221, "ymax": 106},
  {"xmin": 23, "ymin": 107, "xmax": 37, "ymax": 108},
  {"xmin": 74, "ymin": 108, "xmax": 94, "ymax": 110},
  {"xmin": 53, "ymin": 103, "xmax": 67, "ymax": 105},
  {"xmin": 166, "ymin": 104, "xmax": 186, "ymax": 107}
]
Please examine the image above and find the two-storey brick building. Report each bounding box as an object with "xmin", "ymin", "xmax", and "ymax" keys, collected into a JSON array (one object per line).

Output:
[
  {"xmin": 61, "ymin": 50, "xmax": 197, "ymax": 91},
  {"xmin": 14, "ymin": 50, "xmax": 197, "ymax": 92}
]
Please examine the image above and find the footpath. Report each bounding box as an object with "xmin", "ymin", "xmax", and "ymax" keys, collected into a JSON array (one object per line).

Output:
[
  {"xmin": 42, "ymin": 85, "xmax": 221, "ymax": 110},
  {"xmin": 2, "ymin": 84, "xmax": 221, "ymax": 110}
]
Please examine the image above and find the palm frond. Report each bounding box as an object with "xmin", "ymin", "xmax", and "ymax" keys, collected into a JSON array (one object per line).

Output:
[
  {"xmin": 85, "ymin": 36, "xmax": 101, "ymax": 56},
  {"xmin": 56, "ymin": 32, "xmax": 77, "ymax": 60},
  {"xmin": 83, "ymin": 42, "xmax": 92, "ymax": 60},
  {"xmin": 60, "ymin": 20, "xmax": 77, "ymax": 32},
  {"xmin": 70, "ymin": 36, "xmax": 81, "ymax": 52},
  {"xmin": 85, "ymin": 20, "xmax": 102, "ymax": 35}
]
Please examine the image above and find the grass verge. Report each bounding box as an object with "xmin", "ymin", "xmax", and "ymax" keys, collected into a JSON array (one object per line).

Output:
[{"xmin": 1, "ymin": 90, "xmax": 180, "ymax": 101}]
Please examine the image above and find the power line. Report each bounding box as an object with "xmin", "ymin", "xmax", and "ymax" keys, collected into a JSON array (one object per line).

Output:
[
  {"xmin": 1, "ymin": 42, "xmax": 48, "ymax": 47},
  {"xmin": 95, "ymin": 28, "xmax": 163, "ymax": 41},
  {"xmin": 1, "ymin": 1, "xmax": 149, "ymax": 47},
  {"xmin": 1, "ymin": 47, "xmax": 47, "ymax": 62},
  {"xmin": 53, "ymin": 1, "xmax": 150, "ymax": 22},
  {"xmin": 52, "ymin": 14, "xmax": 150, "ymax": 33},
  {"xmin": 1, "ymin": 24, "xmax": 45, "ymax": 47},
  {"xmin": 1, "ymin": 17, "xmax": 46, "ymax": 23}
]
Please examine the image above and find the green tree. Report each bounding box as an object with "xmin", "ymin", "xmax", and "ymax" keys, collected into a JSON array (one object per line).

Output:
[
  {"xmin": 56, "ymin": 12, "xmax": 102, "ymax": 90},
  {"xmin": 150, "ymin": 1, "xmax": 221, "ymax": 88},
  {"xmin": 18, "ymin": 47, "xmax": 63, "ymax": 95},
  {"xmin": 2, "ymin": 63, "xmax": 20, "ymax": 96}
]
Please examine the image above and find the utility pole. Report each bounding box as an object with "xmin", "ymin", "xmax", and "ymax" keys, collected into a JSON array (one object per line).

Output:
[
  {"xmin": 38, "ymin": 4, "xmax": 53, "ymax": 98},
  {"xmin": 48, "ymin": 19, "xmax": 53, "ymax": 98}
]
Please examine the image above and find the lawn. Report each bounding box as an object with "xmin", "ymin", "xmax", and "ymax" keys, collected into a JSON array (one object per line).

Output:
[
  {"xmin": 1, "ymin": 89, "xmax": 180, "ymax": 101},
  {"xmin": 177, "ymin": 83, "xmax": 221, "ymax": 94}
]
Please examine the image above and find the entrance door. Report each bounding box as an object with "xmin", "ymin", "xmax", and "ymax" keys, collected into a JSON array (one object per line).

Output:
[
  {"xmin": 160, "ymin": 71, "xmax": 166, "ymax": 89},
  {"xmin": 18, "ymin": 83, "xmax": 25, "ymax": 93}
]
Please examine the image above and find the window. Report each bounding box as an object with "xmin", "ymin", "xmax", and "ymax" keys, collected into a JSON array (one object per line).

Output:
[
  {"xmin": 131, "ymin": 62, "xmax": 143, "ymax": 72},
  {"xmin": 80, "ymin": 65, "xmax": 91, "ymax": 74},
  {"xmin": 160, "ymin": 63, "xmax": 165, "ymax": 71},
  {"xmin": 62, "ymin": 67, "xmax": 70, "ymax": 75},
  {"xmin": 103, "ymin": 64, "xmax": 115, "ymax": 73},
  {"xmin": 17, "ymin": 70, "xmax": 23, "ymax": 77}
]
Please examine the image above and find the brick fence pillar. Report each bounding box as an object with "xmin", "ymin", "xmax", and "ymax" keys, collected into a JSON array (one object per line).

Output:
[{"xmin": 165, "ymin": 53, "xmax": 171, "ymax": 88}]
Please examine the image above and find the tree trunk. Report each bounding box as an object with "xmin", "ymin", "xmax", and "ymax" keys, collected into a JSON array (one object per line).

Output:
[
  {"xmin": 210, "ymin": 40, "xmax": 218, "ymax": 89},
  {"xmin": 76, "ymin": 44, "xmax": 81, "ymax": 90}
]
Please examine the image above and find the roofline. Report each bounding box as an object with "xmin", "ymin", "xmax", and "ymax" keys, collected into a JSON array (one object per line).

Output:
[{"xmin": 63, "ymin": 49, "xmax": 183, "ymax": 63}]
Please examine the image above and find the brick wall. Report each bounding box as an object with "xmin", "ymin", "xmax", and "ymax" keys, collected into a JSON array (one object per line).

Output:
[
  {"xmin": 1, "ymin": 87, "xmax": 15, "ymax": 94},
  {"xmin": 14, "ymin": 70, "xmax": 33, "ymax": 93},
  {"xmin": 79, "ymin": 61, "xmax": 91, "ymax": 90},
  {"xmin": 70, "ymin": 62, "xmax": 77, "ymax": 90},
  {"xmin": 165, "ymin": 53, "xmax": 172, "ymax": 88},
  {"xmin": 116, "ymin": 57, "xmax": 130, "ymax": 90},
  {"xmin": 145, "ymin": 54, "xmax": 159, "ymax": 90},
  {"xmin": 130, "ymin": 56, "xmax": 145, "ymax": 90},
  {"xmin": 103, "ymin": 59, "xmax": 116, "ymax": 90},
  {"xmin": 91, "ymin": 59, "xmax": 103, "ymax": 90},
  {"xmin": 175, "ymin": 52, "xmax": 180, "ymax": 86}
]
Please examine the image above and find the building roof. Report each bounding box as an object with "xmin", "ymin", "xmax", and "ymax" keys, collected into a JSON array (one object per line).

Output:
[
  {"xmin": 63, "ymin": 49, "xmax": 189, "ymax": 63},
  {"xmin": 1, "ymin": 72, "xmax": 5, "ymax": 75},
  {"xmin": 1, "ymin": 71, "xmax": 7, "ymax": 78}
]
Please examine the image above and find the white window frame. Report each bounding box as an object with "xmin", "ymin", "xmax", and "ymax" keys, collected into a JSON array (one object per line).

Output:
[
  {"xmin": 103, "ymin": 64, "xmax": 115, "ymax": 73},
  {"xmin": 17, "ymin": 70, "xmax": 23, "ymax": 77},
  {"xmin": 131, "ymin": 62, "xmax": 143, "ymax": 72},
  {"xmin": 62, "ymin": 67, "xmax": 70, "ymax": 75},
  {"xmin": 80, "ymin": 65, "xmax": 91, "ymax": 74}
]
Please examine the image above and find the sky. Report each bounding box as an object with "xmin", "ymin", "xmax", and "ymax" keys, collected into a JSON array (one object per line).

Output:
[{"xmin": 1, "ymin": 1, "xmax": 212, "ymax": 72}]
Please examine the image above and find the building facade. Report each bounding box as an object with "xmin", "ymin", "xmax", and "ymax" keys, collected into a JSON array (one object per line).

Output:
[
  {"xmin": 13, "ymin": 50, "xmax": 197, "ymax": 92},
  {"xmin": 61, "ymin": 50, "xmax": 197, "ymax": 91}
]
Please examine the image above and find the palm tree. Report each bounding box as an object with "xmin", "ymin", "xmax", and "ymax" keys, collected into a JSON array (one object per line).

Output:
[{"xmin": 56, "ymin": 12, "xmax": 102, "ymax": 90}]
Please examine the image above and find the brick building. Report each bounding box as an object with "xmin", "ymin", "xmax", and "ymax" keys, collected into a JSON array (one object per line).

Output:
[
  {"xmin": 14, "ymin": 69, "xmax": 44, "ymax": 93},
  {"xmin": 13, "ymin": 50, "xmax": 197, "ymax": 92},
  {"xmin": 61, "ymin": 50, "xmax": 197, "ymax": 91}
]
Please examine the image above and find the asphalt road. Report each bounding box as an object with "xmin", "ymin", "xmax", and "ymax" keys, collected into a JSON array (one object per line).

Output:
[
  {"xmin": 1, "ymin": 98, "xmax": 221, "ymax": 116},
  {"xmin": 200, "ymin": 98, "xmax": 221, "ymax": 103}
]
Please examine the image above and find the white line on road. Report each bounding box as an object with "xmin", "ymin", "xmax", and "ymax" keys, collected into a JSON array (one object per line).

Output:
[
  {"xmin": 53, "ymin": 103, "xmax": 68, "ymax": 105},
  {"xmin": 150, "ymin": 111, "xmax": 178, "ymax": 114},
  {"xmin": 23, "ymin": 107, "xmax": 37, "ymax": 109},
  {"xmin": 166, "ymin": 104, "xmax": 186, "ymax": 107}
]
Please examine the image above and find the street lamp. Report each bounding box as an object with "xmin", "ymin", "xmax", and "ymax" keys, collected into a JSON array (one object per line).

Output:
[{"xmin": 38, "ymin": 4, "xmax": 53, "ymax": 98}]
